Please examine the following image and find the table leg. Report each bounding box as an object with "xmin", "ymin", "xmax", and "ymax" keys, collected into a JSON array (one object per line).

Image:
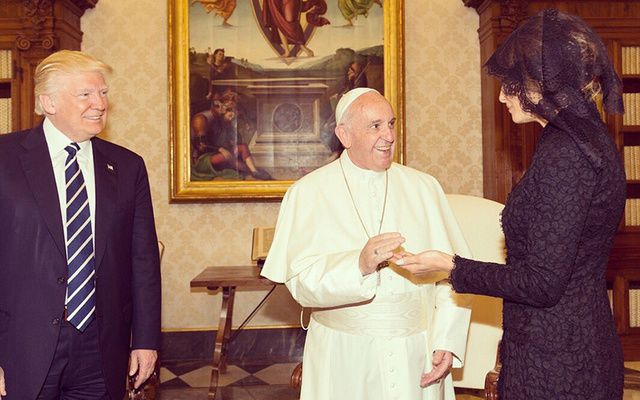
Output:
[{"xmin": 208, "ymin": 286, "xmax": 236, "ymax": 400}]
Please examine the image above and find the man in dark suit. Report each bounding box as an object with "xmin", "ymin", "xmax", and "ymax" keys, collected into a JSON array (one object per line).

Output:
[{"xmin": 0, "ymin": 50, "xmax": 161, "ymax": 400}]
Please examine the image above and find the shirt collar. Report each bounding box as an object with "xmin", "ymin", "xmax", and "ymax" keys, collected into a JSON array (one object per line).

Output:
[
  {"xmin": 340, "ymin": 150, "xmax": 387, "ymax": 182},
  {"xmin": 43, "ymin": 117, "xmax": 92, "ymax": 158}
]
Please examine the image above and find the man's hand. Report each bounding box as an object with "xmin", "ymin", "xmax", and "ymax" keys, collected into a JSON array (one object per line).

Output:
[
  {"xmin": 0, "ymin": 366, "xmax": 6, "ymax": 398},
  {"xmin": 420, "ymin": 350, "xmax": 453, "ymax": 387},
  {"xmin": 359, "ymin": 232, "xmax": 405, "ymax": 275},
  {"xmin": 129, "ymin": 349, "xmax": 158, "ymax": 389}
]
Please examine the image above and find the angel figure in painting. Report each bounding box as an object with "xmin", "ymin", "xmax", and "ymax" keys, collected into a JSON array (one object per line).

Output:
[
  {"xmin": 192, "ymin": 0, "xmax": 236, "ymax": 26},
  {"xmin": 339, "ymin": 0, "xmax": 382, "ymax": 26},
  {"xmin": 206, "ymin": 48, "xmax": 234, "ymax": 100},
  {"xmin": 261, "ymin": 0, "xmax": 330, "ymax": 58}
]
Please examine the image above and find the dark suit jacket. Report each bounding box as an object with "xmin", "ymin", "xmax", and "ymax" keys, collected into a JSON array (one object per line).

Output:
[{"xmin": 0, "ymin": 124, "xmax": 161, "ymax": 400}]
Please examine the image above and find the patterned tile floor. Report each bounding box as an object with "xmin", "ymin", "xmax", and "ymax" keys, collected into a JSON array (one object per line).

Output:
[
  {"xmin": 157, "ymin": 361, "xmax": 640, "ymax": 399},
  {"xmin": 159, "ymin": 360, "xmax": 300, "ymax": 400}
]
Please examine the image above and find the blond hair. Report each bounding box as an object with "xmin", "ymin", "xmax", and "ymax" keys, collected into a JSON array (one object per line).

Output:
[{"xmin": 34, "ymin": 50, "xmax": 112, "ymax": 115}]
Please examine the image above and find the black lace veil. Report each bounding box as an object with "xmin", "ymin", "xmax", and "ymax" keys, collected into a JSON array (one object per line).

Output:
[{"xmin": 485, "ymin": 9, "xmax": 624, "ymax": 124}]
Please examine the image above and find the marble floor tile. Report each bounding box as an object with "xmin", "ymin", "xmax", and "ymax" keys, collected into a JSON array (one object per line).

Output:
[
  {"xmin": 178, "ymin": 365, "xmax": 248, "ymax": 388},
  {"xmin": 158, "ymin": 386, "xmax": 261, "ymax": 400},
  {"xmin": 158, "ymin": 387, "xmax": 209, "ymax": 400},
  {"xmin": 159, "ymin": 367, "xmax": 177, "ymax": 384},
  {"xmin": 245, "ymin": 384, "xmax": 300, "ymax": 400},
  {"xmin": 217, "ymin": 365, "xmax": 252, "ymax": 387},
  {"xmin": 236, "ymin": 362, "xmax": 280, "ymax": 374},
  {"xmin": 156, "ymin": 386, "xmax": 640, "ymax": 399},
  {"xmin": 162, "ymin": 360, "xmax": 211, "ymax": 376},
  {"xmin": 156, "ymin": 360, "xmax": 640, "ymax": 399},
  {"xmin": 217, "ymin": 386, "xmax": 257, "ymax": 400},
  {"xmin": 252, "ymin": 362, "xmax": 300, "ymax": 385},
  {"xmin": 231, "ymin": 375, "xmax": 269, "ymax": 386},
  {"xmin": 160, "ymin": 377, "xmax": 191, "ymax": 389}
]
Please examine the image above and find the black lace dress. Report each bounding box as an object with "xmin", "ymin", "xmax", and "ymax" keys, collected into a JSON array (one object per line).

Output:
[
  {"xmin": 451, "ymin": 115, "xmax": 626, "ymax": 399},
  {"xmin": 449, "ymin": 9, "xmax": 627, "ymax": 398}
]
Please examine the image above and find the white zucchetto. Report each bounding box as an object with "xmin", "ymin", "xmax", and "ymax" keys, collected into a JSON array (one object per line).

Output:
[{"xmin": 335, "ymin": 87, "xmax": 380, "ymax": 125}]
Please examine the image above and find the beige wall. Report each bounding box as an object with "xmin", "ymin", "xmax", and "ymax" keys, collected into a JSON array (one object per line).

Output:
[{"xmin": 81, "ymin": 0, "xmax": 481, "ymax": 330}]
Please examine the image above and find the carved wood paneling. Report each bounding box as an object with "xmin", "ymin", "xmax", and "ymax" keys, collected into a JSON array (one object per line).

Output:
[
  {"xmin": 0, "ymin": 0, "xmax": 97, "ymax": 130},
  {"xmin": 17, "ymin": 0, "xmax": 54, "ymax": 50},
  {"xmin": 500, "ymin": 0, "xmax": 529, "ymax": 29}
]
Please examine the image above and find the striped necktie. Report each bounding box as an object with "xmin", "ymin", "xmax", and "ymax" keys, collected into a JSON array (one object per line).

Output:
[{"xmin": 64, "ymin": 143, "xmax": 96, "ymax": 331}]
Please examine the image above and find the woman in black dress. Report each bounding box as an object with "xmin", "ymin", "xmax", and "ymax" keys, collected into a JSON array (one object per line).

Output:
[{"xmin": 396, "ymin": 9, "xmax": 626, "ymax": 399}]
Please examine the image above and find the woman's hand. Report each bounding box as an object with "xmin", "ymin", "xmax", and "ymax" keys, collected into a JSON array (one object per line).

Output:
[{"xmin": 394, "ymin": 250, "xmax": 454, "ymax": 277}]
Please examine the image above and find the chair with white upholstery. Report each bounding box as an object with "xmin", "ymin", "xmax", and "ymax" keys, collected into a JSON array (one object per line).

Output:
[{"xmin": 446, "ymin": 194, "xmax": 504, "ymax": 397}]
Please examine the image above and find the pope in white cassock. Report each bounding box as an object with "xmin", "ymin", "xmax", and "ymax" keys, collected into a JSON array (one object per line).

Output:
[{"xmin": 261, "ymin": 88, "xmax": 472, "ymax": 400}]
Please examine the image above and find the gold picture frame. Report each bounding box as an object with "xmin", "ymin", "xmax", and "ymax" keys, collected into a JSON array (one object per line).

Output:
[{"xmin": 169, "ymin": 0, "xmax": 405, "ymax": 201}]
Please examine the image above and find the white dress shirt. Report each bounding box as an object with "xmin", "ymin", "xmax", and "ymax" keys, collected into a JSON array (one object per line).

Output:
[{"xmin": 43, "ymin": 117, "xmax": 96, "ymax": 251}]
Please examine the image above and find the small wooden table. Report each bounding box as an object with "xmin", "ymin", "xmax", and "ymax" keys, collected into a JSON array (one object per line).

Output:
[{"xmin": 190, "ymin": 266, "xmax": 276, "ymax": 400}]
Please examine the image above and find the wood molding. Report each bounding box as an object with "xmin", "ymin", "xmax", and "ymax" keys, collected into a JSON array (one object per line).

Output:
[
  {"xmin": 16, "ymin": 0, "xmax": 54, "ymax": 50},
  {"xmin": 0, "ymin": 0, "xmax": 98, "ymax": 130},
  {"xmin": 15, "ymin": 0, "xmax": 97, "ymax": 51},
  {"xmin": 68, "ymin": 0, "xmax": 98, "ymax": 10},
  {"xmin": 500, "ymin": 0, "xmax": 528, "ymax": 29}
]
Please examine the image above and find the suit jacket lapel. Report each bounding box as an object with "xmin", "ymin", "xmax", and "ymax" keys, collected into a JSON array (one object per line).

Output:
[
  {"xmin": 92, "ymin": 139, "xmax": 117, "ymax": 270},
  {"xmin": 18, "ymin": 125, "xmax": 66, "ymax": 258}
]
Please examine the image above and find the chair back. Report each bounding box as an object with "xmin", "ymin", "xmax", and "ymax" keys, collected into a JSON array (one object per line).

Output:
[{"xmin": 446, "ymin": 194, "xmax": 505, "ymax": 390}]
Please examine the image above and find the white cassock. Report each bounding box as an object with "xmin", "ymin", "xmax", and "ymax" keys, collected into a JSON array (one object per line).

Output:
[{"xmin": 261, "ymin": 151, "xmax": 472, "ymax": 400}]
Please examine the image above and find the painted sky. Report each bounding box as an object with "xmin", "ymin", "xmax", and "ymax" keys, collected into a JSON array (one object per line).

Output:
[{"xmin": 189, "ymin": 0, "xmax": 384, "ymax": 70}]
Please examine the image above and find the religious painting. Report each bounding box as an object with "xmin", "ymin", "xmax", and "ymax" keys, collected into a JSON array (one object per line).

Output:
[{"xmin": 169, "ymin": 0, "xmax": 404, "ymax": 201}]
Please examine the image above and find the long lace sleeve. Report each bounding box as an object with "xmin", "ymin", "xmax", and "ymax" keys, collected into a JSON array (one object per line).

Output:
[{"xmin": 450, "ymin": 129, "xmax": 596, "ymax": 308}]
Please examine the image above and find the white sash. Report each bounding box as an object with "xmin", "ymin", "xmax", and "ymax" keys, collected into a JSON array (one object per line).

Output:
[{"xmin": 312, "ymin": 290, "xmax": 427, "ymax": 337}]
